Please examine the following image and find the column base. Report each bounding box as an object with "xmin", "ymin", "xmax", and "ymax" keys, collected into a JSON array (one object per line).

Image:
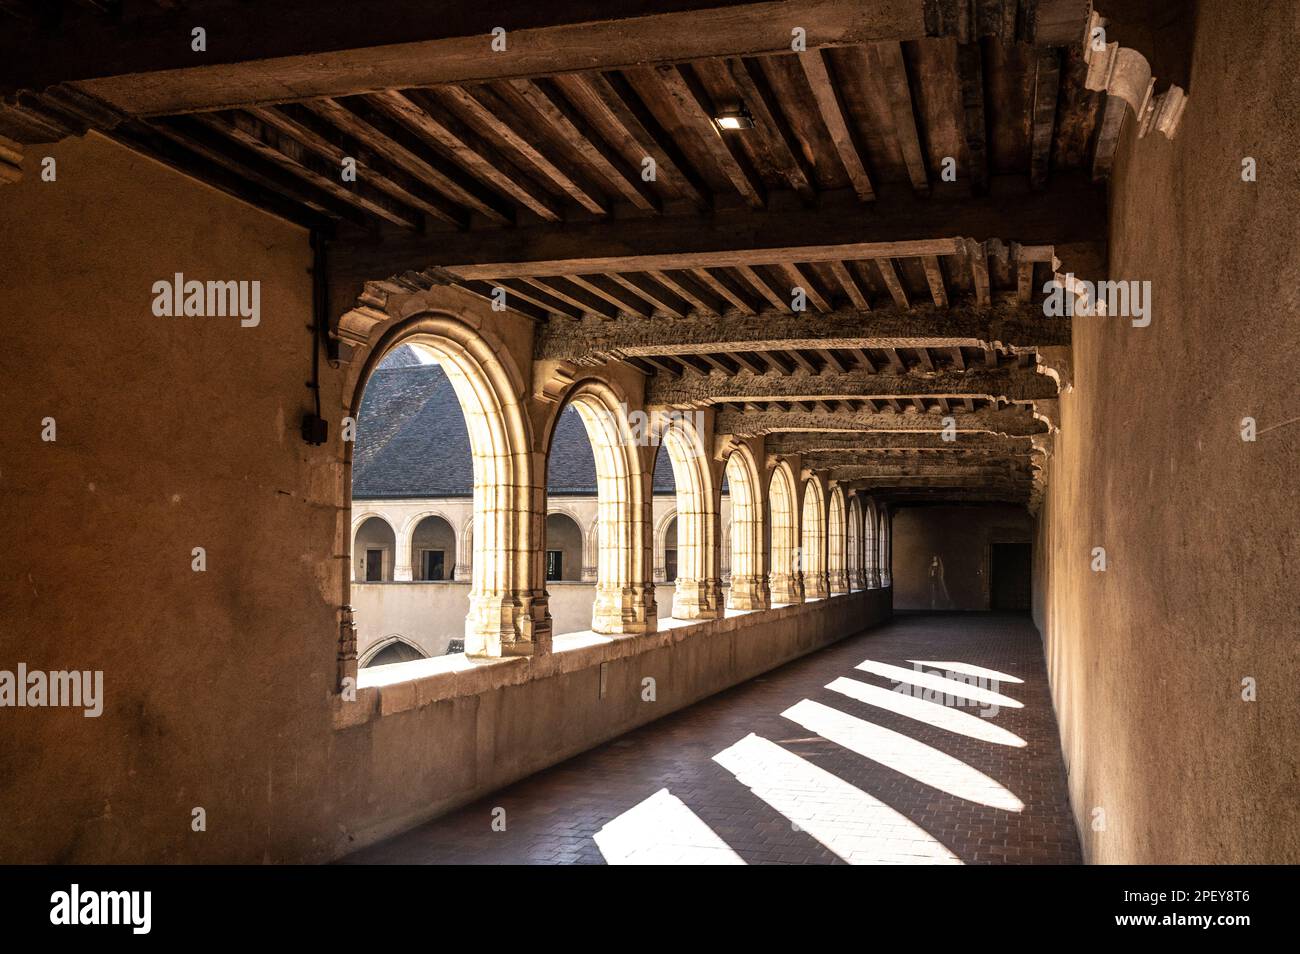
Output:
[
  {"xmin": 829, "ymin": 570, "xmax": 850, "ymax": 594},
  {"xmin": 464, "ymin": 590, "xmax": 551, "ymax": 657},
  {"xmin": 672, "ymin": 577, "xmax": 725, "ymax": 620},
  {"xmin": 591, "ymin": 584, "xmax": 658, "ymax": 635},
  {"xmin": 726, "ymin": 574, "xmax": 770, "ymax": 611},
  {"xmin": 769, "ymin": 572, "xmax": 804, "ymax": 605}
]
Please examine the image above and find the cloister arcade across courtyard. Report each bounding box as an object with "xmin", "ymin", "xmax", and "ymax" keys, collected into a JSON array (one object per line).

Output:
[{"xmin": 344, "ymin": 315, "xmax": 894, "ymax": 671}]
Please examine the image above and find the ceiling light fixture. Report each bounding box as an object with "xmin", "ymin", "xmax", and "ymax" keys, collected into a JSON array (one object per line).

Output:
[{"xmin": 715, "ymin": 105, "xmax": 754, "ymax": 130}]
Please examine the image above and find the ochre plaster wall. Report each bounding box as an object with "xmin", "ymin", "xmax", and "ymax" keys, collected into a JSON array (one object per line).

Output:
[
  {"xmin": 1033, "ymin": 1, "xmax": 1300, "ymax": 863},
  {"xmin": 0, "ymin": 133, "xmax": 893, "ymax": 862}
]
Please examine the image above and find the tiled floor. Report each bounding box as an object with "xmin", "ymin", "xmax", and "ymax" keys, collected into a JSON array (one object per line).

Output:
[{"xmin": 341, "ymin": 612, "xmax": 1082, "ymax": 864}]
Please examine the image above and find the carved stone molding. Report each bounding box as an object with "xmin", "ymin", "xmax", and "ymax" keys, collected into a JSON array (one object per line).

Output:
[
  {"xmin": 1036, "ymin": 346, "xmax": 1074, "ymax": 393},
  {"xmin": 1083, "ymin": 12, "xmax": 1187, "ymax": 141}
]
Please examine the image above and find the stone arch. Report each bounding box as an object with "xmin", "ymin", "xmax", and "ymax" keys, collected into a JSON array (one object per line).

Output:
[
  {"xmin": 456, "ymin": 518, "xmax": 474, "ymax": 581},
  {"xmin": 543, "ymin": 378, "xmax": 654, "ymax": 635},
  {"xmin": 828, "ymin": 483, "xmax": 848, "ymax": 595},
  {"xmin": 352, "ymin": 513, "xmax": 397, "ymax": 582},
  {"xmin": 656, "ymin": 416, "xmax": 722, "ymax": 619},
  {"xmin": 405, "ymin": 512, "xmax": 457, "ymax": 581},
  {"xmin": 864, "ymin": 499, "xmax": 880, "ymax": 588},
  {"xmin": 724, "ymin": 444, "xmax": 769, "ymax": 610},
  {"xmin": 801, "ymin": 476, "xmax": 829, "ymax": 599},
  {"xmin": 584, "ymin": 515, "xmax": 600, "ymax": 582},
  {"xmin": 358, "ymin": 634, "xmax": 430, "ymax": 668},
  {"xmin": 878, "ymin": 503, "xmax": 892, "ymax": 587},
  {"xmin": 846, "ymin": 494, "xmax": 863, "ymax": 590},
  {"xmin": 767, "ymin": 459, "xmax": 803, "ymax": 604},
  {"xmin": 653, "ymin": 505, "xmax": 678, "ymax": 583},
  {"xmin": 346, "ymin": 310, "xmax": 545, "ymax": 659},
  {"xmin": 544, "ymin": 510, "xmax": 584, "ymax": 581}
]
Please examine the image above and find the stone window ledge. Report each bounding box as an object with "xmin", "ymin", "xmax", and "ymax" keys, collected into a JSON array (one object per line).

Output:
[{"xmin": 332, "ymin": 595, "xmax": 868, "ymax": 730}]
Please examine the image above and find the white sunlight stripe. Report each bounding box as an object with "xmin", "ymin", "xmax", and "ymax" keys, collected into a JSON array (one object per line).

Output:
[
  {"xmin": 594, "ymin": 788, "xmax": 745, "ymax": 865},
  {"xmin": 712, "ymin": 733, "xmax": 961, "ymax": 865},
  {"xmin": 909, "ymin": 660, "xmax": 1024, "ymax": 684},
  {"xmin": 855, "ymin": 658, "xmax": 1024, "ymax": 709},
  {"xmin": 826, "ymin": 676, "xmax": 1026, "ymax": 747},
  {"xmin": 782, "ymin": 699, "xmax": 1024, "ymax": 812}
]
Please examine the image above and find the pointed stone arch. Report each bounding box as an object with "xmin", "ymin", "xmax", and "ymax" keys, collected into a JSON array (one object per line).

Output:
[
  {"xmin": 767, "ymin": 459, "xmax": 803, "ymax": 605},
  {"xmin": 846, "ymin": 493, "xmax": 863, "ymax": 590},
  {"xmin": 346, "ymin": 310, "xmax": 545, "ymax": 659},
  {"xmin": 722, "ymin": 442, "xmax": 769, "ymax": 610},
  {"xmin": 864, "ymin": 498, "xmax": 880, "ymax": 588},
  {"xmin": 879, "ymin": 503, "xmax": 892, "ymax": 588},
  {"xmin": 656, "ymin": 415, "xmax": 722, "ymax": 619},
  {"xmin": 653, "ymin": 505, "xmax": 678, "ymax": 582},
  {"xmin": 801, "ymin": 476, "xmax": 829, "ymax": 599},
  {"xmin": 828, "ymin": 483, "xmax": 848, "ymax": 595},
  {"xmin": 543, "ymin": 378, "xmax": 655, "ymax": 634},
  {"xmin": 403, "ymin": 511, "xmax": 458, "ymax": 581}
]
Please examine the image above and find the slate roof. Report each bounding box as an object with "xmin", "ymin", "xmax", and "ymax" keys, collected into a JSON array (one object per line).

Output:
[{"xmin": 353, "ymin": 346, "xmax": 677, "ymax": 498}]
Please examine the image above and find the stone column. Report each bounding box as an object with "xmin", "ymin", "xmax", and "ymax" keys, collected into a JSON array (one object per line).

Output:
[{"xmin": 393, "ymin": 527, "xmax": 413, "ymax": 581}]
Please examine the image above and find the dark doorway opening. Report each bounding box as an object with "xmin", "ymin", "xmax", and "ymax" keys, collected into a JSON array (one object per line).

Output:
[
  {"xmin": 365, "ymin": 548, "xmax": 384, "ymax": 582},
  {"xmin": 990, "ymin": 543, "xmax": 1032, "ymax": 611}
]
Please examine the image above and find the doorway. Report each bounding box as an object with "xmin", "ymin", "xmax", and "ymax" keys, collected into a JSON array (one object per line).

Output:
[{"xmin": 990, "ymin": 543, "xmax": 1031, "ymax": 611}]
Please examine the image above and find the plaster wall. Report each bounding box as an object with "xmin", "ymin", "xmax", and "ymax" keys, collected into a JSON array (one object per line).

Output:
[
  {"xmin": 1032, "ymin": 0, "xmax": 1300, "ymax": 863},
  {"xmin": 0, "ymin": 133, "xmax": 889, "ymax": 862}
]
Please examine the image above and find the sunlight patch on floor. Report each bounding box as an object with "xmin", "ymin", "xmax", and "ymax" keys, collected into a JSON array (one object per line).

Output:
[
  {"xmin": 855, "ymin": 659, "xmax": 1024, "ymax": 709},
  {"xmin": 909, "ymin": 660, "xmax": 1024, "ymax": 684},
  {"xmin": 782, "ymin": 699, "xmax": 1024, "ymax": 812},
  {"xmin": 712, "ymin": 733, "xmax": 962, "ymax": 865},
  {"xmin": 594, "ymin": 788, "xmax": 745, "ymax": 865},
  {"xmin": 826, "ymin": 676, "xmax": 1026, "ymax": 747}
]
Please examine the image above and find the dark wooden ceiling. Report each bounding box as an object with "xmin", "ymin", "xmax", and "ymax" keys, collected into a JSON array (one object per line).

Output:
[
  {"xmin": 1, "ymin": 0, "xmax": 1115, "ymax": 508},
  {"xmin": 108, "ymin": 39, "xmax": 1104, "ymax": 235}
]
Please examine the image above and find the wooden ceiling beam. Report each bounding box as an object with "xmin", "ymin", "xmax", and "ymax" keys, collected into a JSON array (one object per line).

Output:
[
  {"xmin": 533, "ymin": 301, "xmax": 1069, "ymax": 362},
  {"xmin": 726, "ymin": 55, "xmax": 816, "ymax": 201},
  {"xmin": 497, "ymin": 279, "xmax": 583, "ymax": 319},
  {"xmin": 606, "ymin": 272, "xmax": 690, "ymax": 318},
  {"xmin": 875, "ymin": 258, "xmax": 910, "ymax": 309},
  {"xmin": 526, "ymin": 277, "xmax": 619, "ymax": 319},
  {"xmin": 648, "ymin": 367, "xmax": 1058, "ymax": 405},
  {"xmin": 651, "ymin": 63, "xmax": 765, "ymax": 209},
  {"xmin": 874, "ymin": 42, "xmax": 929, "ymax": 194},
  {"xmin": 782, "ymin": 262, "xmax": 832, "ymax": 313},
  {"xmin": 956, "ymin": 41, "xmax": 989, "ymax": 194},
  {"xmin": 921, "ymin": 255, "xmax": 948, "ymax": 307},
  {"xmin": 498, "ymin": 77, "xmax": 660, "ymax": 213},
  {"xmin": 193, "ymin": 111, "xmax": 424, "ymax": 229},
  {"xmin": 243, "ymin": 104, "xmax": 467, "ymax": 227},
  {"xmin": 10, "ymin": 1, "xmax": 931, "ymax": 115},
  {"xmin": 694, "ymin": 267, "xmax": 757, "ymax": 315},
  {"xmin": 433, "ymin": 84, "xmax": 609, "ymax": 215},
  {"xmin": 369, "ymin": 88, "xmax": 563, "ymax": 222},
  {"xmin": 735, "ymin": 264, "xmax": 792, "ymax": 312},
  {"xmin": 828, "ymin": 259, "xmax": 871, "ymax": 311},
  {"xmin": 650, "ymin": 269, "xmax": 723, "ymax": 315},
  {"xmin": 557, "ymin": 71, "xmax": 710, "ymax": 210},
  {"xmin": 332, "ymin": 172, "xmax": 1105, "ymax": 281},
  {"xmin": 303, "ymin": 96, "xmax": 510, "ymax": 224},
  {"xmin": 968, "ymin": 238, "xmax": 990, "ymax": 305},
  {"xmin": 1030, "ymin": 47, "xmax": 1062, "ymax": 191},
  {"xmin": 797, "ymin": 48, "xmax": 875, "ymax": 201},
  {"xmin": 567, "ymin": 274, "xmax": 654, "ymax": 317}
]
